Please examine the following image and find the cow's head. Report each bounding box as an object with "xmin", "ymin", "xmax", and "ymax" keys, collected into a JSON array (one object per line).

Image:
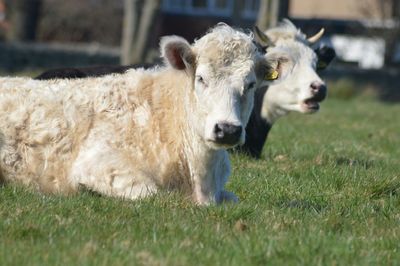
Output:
[
  {"xmin": 254, "ymin": 20, "xmax": 335, "ymax": 120},
  {"xmin": 160, "ymin": 24, "xmax": 279, "ymax": 149}
]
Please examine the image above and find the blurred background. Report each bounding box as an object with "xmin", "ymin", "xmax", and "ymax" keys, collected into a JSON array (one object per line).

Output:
[{"xmin": 0, "ymin": 0, "xmax": 399, "ymax": 101}]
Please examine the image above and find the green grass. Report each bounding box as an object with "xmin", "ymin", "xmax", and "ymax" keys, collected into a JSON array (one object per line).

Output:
[{"xmin": 1, "ymin": 98, "xmax": 399, "ymax": 266}]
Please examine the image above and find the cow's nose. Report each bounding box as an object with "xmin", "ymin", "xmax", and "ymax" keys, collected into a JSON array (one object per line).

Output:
[
  {"xmin": 214, "ymin": 122, "xmax": 243, "ymax": 145},
  {"xmin": 310, "ymin": 82, "xmax": 327, "ymax": 101}
]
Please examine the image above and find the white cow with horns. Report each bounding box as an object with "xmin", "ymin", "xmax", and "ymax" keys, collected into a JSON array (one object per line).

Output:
[
  {"xmin": 240, "ymin": 19, "xmax": 335, "ymax": 158},
  {"xmin": 0, "ymin": 24, "xmax": 282, "ymax": 205}
]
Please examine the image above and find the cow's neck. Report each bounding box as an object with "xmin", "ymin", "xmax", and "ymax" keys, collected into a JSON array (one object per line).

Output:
[
  {"xmin": 261, "ymin": 102, "xmax": 288, "ymax": 125},
  {"xmin": 242, "ymin": 109, "xmax": 273, "ymax": 158},
  {"xmin": 182, "ymin": 90, "xmax": 225, "ymax": 204},
  {"xmin": 187, "ymin": 140, "xmax": 222, "ymax": 204}
]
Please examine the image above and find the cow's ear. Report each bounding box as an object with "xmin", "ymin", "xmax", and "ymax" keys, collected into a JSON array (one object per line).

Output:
[
  {"xmin": 256, "ymin": 54, "xmax": 287, "ymax": 83},
  {"xmin": 160, "ymin": 36, "xmax": 196, "ymax": 71},
  {"xmin": 315, "ymin": 45, "xmax": 336, "ymax": 71},
  {"xmin": 255, "ymin": 59, "xmax": 279, "ymax": 86}
]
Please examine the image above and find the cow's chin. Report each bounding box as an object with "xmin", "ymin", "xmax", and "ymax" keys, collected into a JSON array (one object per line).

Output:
[
  {"xmin": 300, "ymin": 101, "xmax": 320, "ymax": 114},
  {"xmin": 205, "ymin": 140, "xmax": 241, "ymax": 150},
  {"xmin": 300, "ymin": 100, "xmax": 320, "ymax": 114}
]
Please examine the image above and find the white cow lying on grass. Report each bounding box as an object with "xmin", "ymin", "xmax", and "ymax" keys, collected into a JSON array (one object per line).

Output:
[
  {"xmin": 0, "ymin": 24, "xmax": 280, "ymax": 205},
  {"xmin": 34, "ymin": 20, "xmax": 335, "ymax": 160},
  {"xmin": 240, "ymin": 19, "xmax": 335, "ymax": 158}
]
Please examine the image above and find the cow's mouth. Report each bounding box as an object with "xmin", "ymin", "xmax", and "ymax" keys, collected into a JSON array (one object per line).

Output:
[
  {"xmin": 303, "ymin": 99, "xmax": 320, "ymax": 111},
  {"xmin": 206, "ymin": 139, "xmax": 241, "ymax": 149},
  {"xmin": 302, "ymin": 92, "xmax": 326, "ymax": 112}
]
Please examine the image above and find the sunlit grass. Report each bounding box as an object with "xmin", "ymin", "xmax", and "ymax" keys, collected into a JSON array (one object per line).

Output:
[{"xmin": 1, "ymin": 97, "xmax": 399, "ymax": 265}]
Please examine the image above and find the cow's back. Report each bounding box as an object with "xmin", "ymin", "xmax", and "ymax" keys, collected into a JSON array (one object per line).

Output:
[
  {"xmin": 0, "ymin": 69, "xmax": 192, "ymax": 194},
  {"xmin": 0, "ymin": 77, "xmax": 94, "ymax": 193}
]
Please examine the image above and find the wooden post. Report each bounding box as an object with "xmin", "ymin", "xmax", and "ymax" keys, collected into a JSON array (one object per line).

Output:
[
  {"xmin": 256, "ymin": 0, "xmax": 270, "ymax": 31},
  {"xmin": 9, "ymin": 0, "xmax": 42, "ymax": 41},
  {"xmin": 131, "ymin": 0, "xmax": 161, "ymax": 63},
  {"xmin": 257, "ymin": 0, "xmax": 290, "ymax": 31},
  {"xmin": 121, "ymin": 0, "xmax": 139, "ymax": 65}
]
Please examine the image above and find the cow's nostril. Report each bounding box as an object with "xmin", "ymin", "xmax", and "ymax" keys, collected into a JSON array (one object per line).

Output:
[
  {"xmin": 224, "ymin": 124, "xmax": 242, "ymax": 136},
  {"xmin": 214, "ymin": 123, "xmax": 225, "ymax": 138},
  {"xmin": 310, "ymin": 82, "xmax": 327, "ymax": 101},
  {"xmin": 214, "ymin": 122, "xmax": 242, "ymax": 145},
  {"xmin": 311, "ymin": 82, "xmax": 321, "ymax": 92},
  {"xmin": 311, "ymin": 82, "xmax": 327, "ymax": 93}
]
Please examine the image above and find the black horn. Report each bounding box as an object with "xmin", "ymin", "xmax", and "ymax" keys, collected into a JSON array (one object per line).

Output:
[{"xmin": 253, "ymin": 26, "xmax": 273, "ymax": 48}]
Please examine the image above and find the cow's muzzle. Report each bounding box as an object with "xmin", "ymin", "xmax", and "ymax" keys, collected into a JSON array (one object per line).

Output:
[
  {"xmin": 302, "ymin": 82, "xmax": 327, "ymax": 112},
  {"xmin": 213, "ymin": 122, "xmax": 243, "ymax": 146},
  {"xmin": 310, "ymin": 82, "xmax": 327, "ymax": 102}
]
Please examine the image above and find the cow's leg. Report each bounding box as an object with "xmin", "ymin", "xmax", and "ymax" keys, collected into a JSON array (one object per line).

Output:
[
  {"xmin": 214, "ymin": 150, "xmax": 238, "ymax": 204},
  {"xmin": 70, "ymin": 144, "xmax": 157, "ymax": 200},
  {"xmin": 215, "ymin": 190, "xmax": 239, "ymax": 204},
  {"xmin": 192, "ymin": 150, "xmax": 238, "ymax": 205}
]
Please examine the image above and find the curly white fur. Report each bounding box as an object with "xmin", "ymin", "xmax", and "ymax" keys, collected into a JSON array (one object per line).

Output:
[{"xmin": 0, "ymin": 24, "xmax": 265, "ymax": 205}]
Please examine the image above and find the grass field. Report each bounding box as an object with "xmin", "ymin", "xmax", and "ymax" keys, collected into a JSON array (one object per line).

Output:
[{"xmin": 1, "ymin": 97, "xmax": 399, "ymax": 266}]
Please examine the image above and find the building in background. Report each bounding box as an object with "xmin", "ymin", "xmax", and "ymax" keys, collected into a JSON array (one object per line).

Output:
[
  {"xmin": 158, "ymin": 0, "xmax": 400, "ymax": 102},
  {"xmin": 159, "ymin": 0, "xmax": 399, "ymax": 69},
  {"xmin": 158, "ymin": 0, "xmax": 261, "ymax": 42},
  {"xmin": 290, "ymin": 0, "xmax": 399, "ymax": 69},
  {"xmin": 0, "ymin": 0, "xmax": 398, "ymax": 71}
]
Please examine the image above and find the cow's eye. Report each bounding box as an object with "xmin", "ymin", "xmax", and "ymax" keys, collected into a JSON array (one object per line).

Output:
[
  {"xmin": 196, "ymin": 75, "xmax": 206, "ymax": 85},
  {"xmin": 246, "ymin": 82, "xmax": 256, "ymax": 92}
]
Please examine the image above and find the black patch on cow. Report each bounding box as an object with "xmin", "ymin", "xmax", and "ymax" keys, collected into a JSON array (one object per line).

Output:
[
  {"xmin": 315, "ymin": 45, "xmax": 336, "ymax": 71},
  {"xmin": 35, "ymin": 68, "xmax": 87, "ymax": 80},
  {"xmin": 237, "ymin": 86, "xmax": 272, "ymax": 159},
  {"xmin": 34, "ymin": 63, "xmax": 155, "ymax": 80}
]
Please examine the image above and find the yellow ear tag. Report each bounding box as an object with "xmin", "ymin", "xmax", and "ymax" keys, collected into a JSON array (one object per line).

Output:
[{"xmin": 265, "ymin": 70, "xmax": 279, "ymax": 80}]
